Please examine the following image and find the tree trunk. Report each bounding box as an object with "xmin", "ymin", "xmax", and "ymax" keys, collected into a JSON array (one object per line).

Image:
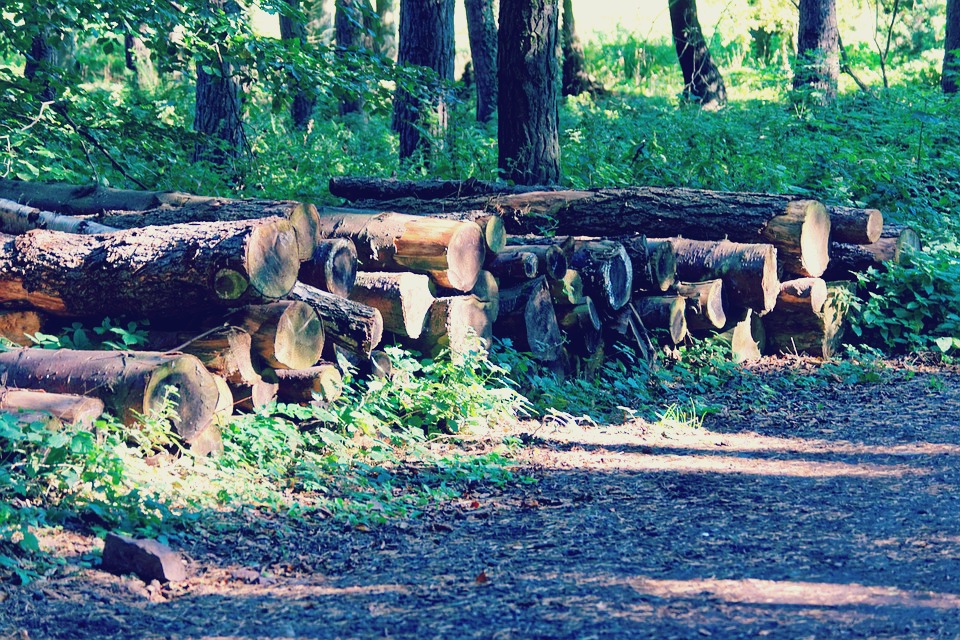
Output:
[
  {"xmin": 673, "ymin": 279, "xmax": 726, "ymax": 333},
  {"xmin": 793, "ymin": 0, "xmax": 839, "ymax": 103},
  {"xmin": 570, "ymin": 240, "xmax": 633, "ymax": 311},
  {"xmin": 649, "ymin": 238, "xmax": 780, "ymax": 314},
  {"xmin": 0, "ymin": 220, "xmax": 299, "ymax": 317},
  {"xmin": 0, "ymin": 349, "xmax": 220, "ymax": 443},
  {"xmin": 822, "ymin": 225, "xmax": 921, "ymax": 280},
  {"xmin": 561, "ymin": 0, "xmax": 603, "ymax": 96},
  {"xmin": 193, "ymin": 0, "xmax": 245, "ymax": 168},
  {"xmin": 335, "ymin": 0, "xmax": 369, "ymax": 116},
  {"xmin": 327, "ymin": 176, "xmax": 557, "ymax": 200},
  {"xmin": 464, "ymin": 0, "xmax": 498, "ymax": 122},
  {"xmin": 393, "ymin": 0, "xmax": 455, "ymax": 160},
  {"xmin": 498, "ymin": 0, "xmax": 561, "ymax": 184},
  {"xmin": 372, "ymin": 0, "xmax": 398, "ymax": 59},
  {"xmin": 361, "ymin": 187, "xmax": 831, "ymax": 278},
  {"xmin": 0, "ymin": 179, "xmax": 223, "ymax": 215},
  {"xmin": 281, "ymin": 0, "xmax": 318, "ymax": 127},
  {"xmin": 299, "ymin": 238, "xmax": 358, "ymax": 297},
  {"xmin": 944, "ymin": 0, "xmax": 960, "ymax": 94},
  {"xmin": 0, "ymin": 198, "xmax": 116, "ymax": 235},
  {"xmin": 412, "ymin": 294, "xmax": 496, "ymax": 358},
  {"xmin": 486, "ymin": 250, "xmax": 539, "ymax": 282},
  {"xmin": 275, "ymin": 363, "xmax": 343, "ymax": 403},
  {"xmin": 668, "ymin": 0, "xmax": 727, "ymax": 109},
  {"xmin": 495, "ymin": 276, "xmax": 562, "ymax": 361},
  {"xmin": 0, "ymin": 388, "xmax": 105, "ymax": 430},
  {"xmin": 634, "ymin": 295, "xmax": 688, "ymax": 344},
  {"xmin": 124, "ymin": 31, "xmax": 159, "ymax": 93},
  {"xmin": 24, "ymin": 19, "xmax": 60, "ymax": 103},
  {"xmin": 230, "ymin": 301, "xmax": 325, "ymax": 370},
  {"xmin": 314, "ymin": 209, "xmax": 485, "ymax": 291},
  {"xmin": 349, "ymin": 271, "xmax": 435, "ymax": 339},
  {"xmin": 289, "ymin": 282, "xmax": 384, "ymax": 357},
  {"xmin": 828, "ymin": 206, "xmax": 883, "ymax": 244}
]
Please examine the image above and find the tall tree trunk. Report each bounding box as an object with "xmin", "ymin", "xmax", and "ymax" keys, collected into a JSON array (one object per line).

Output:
[
  {"xmin": 498, "ymin": 0, "xmax": 561, "ymax": 185},
  {"xmin": 561, "ymin": 0, "xmax": 600, "ymax": 96},
  {"xmin": 373, "ymin": 0, "xmax": 398, "ymax": 59},
  {"xmin": 944, "ymin": 0, "xmax": 960, "ymax": 94},
  {"xmin": 281, "ymin": 0, "xmax": 318, "ymax": 128},
  {"xmin": 193, "ymin": 0, "xmax": 246, "ymax": 168},
  {"xmin": 124, "ymin": 31, "xmax": 160, "ymax": 93},
  {"xmin": 793, "ymin": 0, "xmax": 839, "ymax": 103},
  {"xmin": 392, "ymin": 0, "xmax": 455, "ymax": 160},
  {"xmin": 668, "ymin": 0, "xmax": 727, "ymax": 109},
  {"xmin": 335, "ymin": 0, "xmax": 370, "ymax": 116},
  {"xmin": 464, "ymin": 0, "xmax": 498, "ymax": 122},
  {"xmin": 24, "ymin": 19, "xmax": 60, "ymax": 103}
]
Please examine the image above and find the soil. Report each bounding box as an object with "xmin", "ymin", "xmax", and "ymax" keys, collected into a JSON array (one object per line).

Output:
[{"xmin": 4, "ymin": 358, "xmax": 960, "ymax": 639}]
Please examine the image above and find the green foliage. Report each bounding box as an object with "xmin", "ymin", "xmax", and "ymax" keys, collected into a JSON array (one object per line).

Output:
[{"xmin": 27, "ymin": 317, "xmax": 149, "ymax": 351}]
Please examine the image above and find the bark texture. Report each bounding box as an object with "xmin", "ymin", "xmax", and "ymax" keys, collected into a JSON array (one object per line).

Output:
[
  {"xmin": 822, "ymin": 225, "xmax": 921, "ymax": 280},
  {"xmin": 0, "ymin": 179, "xmax": 220, "ymax": 216},
  {"xmin": 561, "ymin": 0, "xmax": 603, "ymax": 96},
  {"xmin": 828, "ymin": 206, "xmax": 883, "ymax": 244},
  {"xmin": 793, "ymin": 0, "xmax": 839, "ymax": 102},
  {"xmin": 289, "ymin": 282, "xmax": 384, "ymax": 357},
  {"xmin": 349, "ymin": 271, "xmax": 435, "ymax": 339},
  {"xmin": 668, "ymin": 0, "xmax": 727, "ymax": 108},
  {"xmin": 281, "ymin": 0, "xmax": 318, "ymax": 127},
  {"xmin": 464, "ymin": 0, "xmax": 499, "ymax": 122},
  {"xmin": 335, "ymin": 0, "xmax": 369, "ymax": 116},
  {"xmin": 276, "ymin": 364, "xmax": 343, "ymax": 403},
  {"xmin": 634, "ymin": 295, "xmax": 688, "ymax": 344},
  {"xmin": 945, "ymin": 0, "xmax": 960, "ymax": 94}
]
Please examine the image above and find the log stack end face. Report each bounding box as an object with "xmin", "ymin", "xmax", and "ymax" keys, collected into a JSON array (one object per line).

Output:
[
  {"xmin": 243, "ymin": 220, "xmax": 300, "ymax": 300},
  {"xmin": 143, "ymin": 354, "xmax": 222, "ymax": 443}
]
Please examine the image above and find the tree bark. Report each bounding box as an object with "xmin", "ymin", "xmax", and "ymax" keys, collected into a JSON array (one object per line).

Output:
[
  {"xmin": 668, "ymin": 0, "xmax": 727, "ymax": 108},
  {"xmin": 230, "ymin": 301, "xmax": 325, "ymax": 370},
  {"xmin": 281, "ymin": 0, "xmax": 318, "ymax": 127},
  {"xmin": 314, "ymin": 209, "xmax": 485, "ymax": 291},
  {"xmin": 0, "ymin": 349, "xmax": 220, "ymax": 443},
  {"xmin": 393, "ymin": 0, "xmax": 455, "ymax": 159},
  {"xmin": 561, "ymin": 0, "xmax": 603, "ymax": 97},
  {"xmin": 498, "ymin": 0, "xmax": 561, "ymax": 184},
  {"xmin": 349, "ymin": 271, "xmax": 435, "ymax": 339},
  {"xmin": 828, "ymin": 206, "xmax": 883, "ymax": 244},
  {"xmin": 634, "ymin": 295, "xmax": 688, "ymax": 344},
  {"xmin": 822, "ymin": 225, "xmax": 921, "ymax": 280},
  {"xmin": 944, "ymin": 0, "xmax": 960, "ymax": 93},
  {"xmin": 495, "ymin": 276, "xmax": 562, "ymax": 361},
  {"xmin": 618, "ymin": 235, "xmax": 677, "ymax": 293},
  {"xmin": 0, "ymin": 179, "xmax": 224, "ymax": 215},
  {"xmin": 793, "ymin": 0, "xmax": 839, "ymax": 103},
  {"xmin": 486, "ymin": 251, "xmax": 539, "ymax": 282},
  {"xmin": 464, "ymin": 0, "xmax": 499, "ymax": 122},
  {"xmin": 570, "ymin": 239, "xmax": 633, "ymax": 311},
  {"xmin": 412, "ymin": 294, "xmax": 496, "ymax": 359},
  {"xmin": 24, "ymin": 18, "xmax": 60, "ymax": 103},
  {"xmin": 0, "ymin": 198, "xmax": 115, "ymax": 235},
  {"xmin": 0, "ymin": 310, "xmax": 47, "ymax": 346},
  {"xmin": 327, "ymin": 176, "xmax": 557, "ymax": 200},
  {"xmin": 299, "ymin": 238, "xmax": 358, "ymax": 297},
  {"xmin": 0, "ymin": 388, "xmax": 105, "ymax": 430},
  {"xmin": 0, "ymin": 220, "xmax": 299, "ymax": 317},
  {"xmin": 149, "ymin": 325, "xmax": 261, "ymax": 386},
  {"xmin": 275, "ymin": 363, "xmax": 343, "ymax": 403},
  {"xmin": 289, "ymin": 282, "xmax": 384, "ymax": 357}
]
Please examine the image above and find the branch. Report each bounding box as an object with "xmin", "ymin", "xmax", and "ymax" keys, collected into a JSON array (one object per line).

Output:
[
  {"xmin": 52, "ymin": 103, "xmax": 149, "ymax": 190},
  {"xmin": 838, "ymin": 34, "xmax": 877, "ymax": 98}
]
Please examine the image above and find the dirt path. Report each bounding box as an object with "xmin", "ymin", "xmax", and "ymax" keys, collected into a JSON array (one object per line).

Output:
[{"xmin": 5, "ymin": 364, "xmax": 960, "ymax": 639}]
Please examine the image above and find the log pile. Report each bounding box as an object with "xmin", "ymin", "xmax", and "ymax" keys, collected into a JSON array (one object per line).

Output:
[{"xmin": 0, "ymin": 177, "xmax": 922, "ymax": 451}]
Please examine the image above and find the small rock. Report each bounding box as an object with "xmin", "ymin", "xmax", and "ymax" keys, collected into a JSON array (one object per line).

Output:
[{"xmin": 101, "ymin": 533, "xmax": 187, "ymax": 583}]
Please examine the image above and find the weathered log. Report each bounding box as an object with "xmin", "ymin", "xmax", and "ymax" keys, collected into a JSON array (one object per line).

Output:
[
  {"xmin": 149, "ymin": 325, "xmax": 261, "ymax": 386},
  {"xmin": 822, "ymin": 225, "xmax": 921, "ymax": 280},
  {"xmin": 570, "ymin": 240, "xmax": 633, "ymax": 311},
  {"xmin": 764, "ymin": 279, "xmax": 847, "ymax": 358},
  {"xmin": 275, "ymin": 363, "xmax": 343, "ymax": 404},
  {"xmin": 298, "ymin": 238, "xmax": 358, "ymax": 298},
  {"xmin": 495, "ymin": 276, "xmax": 563, "ymax": 362},
  {"xmin": 352, "ymin": 187, "xmax": 831, "ymax": 278},
  {"xmin": 557, "ymin": 297, "xmax": 602, "ymax": 356},
  {"xmin": 289, "ymin": 282, "xmax": 383, "ymax": 357},
  {"xmin": 314, "ymin": 209, "xmax": 484, "ymax": 291},
  {"xmin": 0, "ymin": 349, "xmax": 220, "ymax": 443},
  {"xmin": 486, "ymin": 251, "xmax": 538, "ymax": 282},
  {"xmin": 617, "ymin": 235, "xmax": 676, "ymax": 293},
  {"xmin": 349, "ymin": 272, "xmax": 435, "ymax": 339},
  {"xmin": 649, "ymin": 238, "xmax": 780, "ymax": 314},
  {"xmin": 674, "ymin": 280, "xmax": 726, "ymax": 333},
  {"xmin": 451, "ymin": 270, "xmax": 500, "ymax": 322},
  {"xmin": 0, "ymin": 178, "xmax": 219, "ymax": 215},
  {"xmin": 230, "ymin": 370, "xmax": 279, "ymax": 412},
  {"xmin": 0, "ymin": 388, "xmax": 105, "ymax": 429},
  {"xmin": 413, "ymin": 295, "xmax": 496, "ymax": 359},
  {"xmin": 633, "ymin": 295, "xmax": 688, "ymax": 344},
  {"xmin": 712, "ymin": 309, "xmax": 762, "ymax": 363},
  {"xmin": 0, "ymin": 310, "xmax": 48, "ymax": 346},
  {"xmin": 776, "ymin": 278, "xmax": 828, "ymax": 314},
  {"xmin": 497, "ymin": 245, "xmax": 567, "ymax": 281},
  {"xmin": 550, "ymin": 269, "xmax": 585, "ymax": 306},
  {"xmin": 0, "ymin": 219, "xmax": 299, "ymax": 317},
  {"xmin": 0, "ymin": 198, "xmax": 116, "ymax": 235},
  {"xmin": 332, "ymin": 345, "xmax": 393, "ymax": 380},
  {"xmin": 828, "ymin": 206, "xmax": 883, "ymax": 244},
  {"xmin": 229, "ymin": 301, "xmax": 324, "ymax": 371},
  {"xmin": 329, "ymin": 176, "xmax": 554, "ymax": 201}
]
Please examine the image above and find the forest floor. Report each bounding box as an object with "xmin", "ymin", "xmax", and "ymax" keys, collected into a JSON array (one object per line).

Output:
[{"xmin": 3, "ymin": 357, "xmax": 960, "ymax": 639}]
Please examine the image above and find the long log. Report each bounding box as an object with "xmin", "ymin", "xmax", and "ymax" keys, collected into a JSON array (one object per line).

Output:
[
  {"xmin": 0, "ymin": 198, "xmax": 116, "ymax": 235},
  {"xmin": 673, "ymin": 280, "xmax": 726, "ymax": 333},
  {"xmin": 0, "ymin": 349, "xmax": 220, "ymax": 443},
  {"xmin": 289, "ymin": 282, "xmax": 383, "ymax": 357},
  {"xmin": 828, "ymin": 206, "xmax": 883, "ymax": 244},
  {"xmin": 349, "ymin": 187, "xmax": 831, "ymax": 278},
  {"xmin": 349, "ymin": 271, "xmax": 435, "ymax": 339},
  {"xmin": 298, "ymin": 238, "xmax": 358, "ymax": 298},
  {"xmin": 329, "ymin": 176, "xmax": 555, "ymax": 200},
  {"xmin": 0, "ymin": 310, "xmax": 48, "ymax": 346},
  {"xmin": 822, "ymin": 225, "xmax": 921, "ymax": 280},
  {"xmin": 0, "ymin": 178, "xmax": 221, "ymax": 215},
  {"xmin": 230, "ymin": 301, "xmax": 325, "ymax": 370},
  {"xmin": 413, "ymin": 295, "xmax": 496, "ymax": 359},
  {"xmin": 633, "ymin": 295, "xmax": 688, "ymax": 344},
  {"xmin": 570, "ymin": 240, "xmax": 632, "ymax": 311},
  {"xmin": 649, "ymin": 238, "xmax": 780, "ymax": 314},
  {"xmin": 275, "ymin": 364, "xmax": 343, "ymax": 404},
  {"xmin": 0, "ymin": 388, "xmax": 105, "ymax": 429},
  {"xmin": 495, "ymin": 276, "xmax": 563, "ymax": 362},
  {"xmin": 486, "ymin": 251, "xmax": 539, "ymax": 282},
  {"xmin": 618, "ymin": 235, "xmax": 676, "ymax": 293},
  {"xmin": 0, "ymin": 219, "xmax": 299, "ymax": 317},
  {"xmin": 314, "ymin": 209, "xmax": 484, "ymax": 291}
]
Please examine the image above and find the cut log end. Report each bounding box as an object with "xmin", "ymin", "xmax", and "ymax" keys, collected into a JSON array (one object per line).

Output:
[
  {"xmin": 299, "ymin": 238, "xmax": 358, "ymax": 298},
  {"xmin": 245, "ymin": 221, "xmax": 300, "ymax": 299},
  {"xmin": 214, "ymin": 269, "xmax": 249, "ymax": 300},
  {"xmin": 762, "ymin": 199, "xmax": 830, "ymax": 278}
]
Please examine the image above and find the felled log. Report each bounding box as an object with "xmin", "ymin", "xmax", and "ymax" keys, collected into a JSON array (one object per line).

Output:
[
  {"xmin": 649, "ymin": 238, "xmax": 779, "ymax": 314},
  {"xmin": 149, "ymin": 325, "xmax": 261, "ymax": 386},
  {"xmin": 349, "ymin": 272, "xmax": 435, "ymax": 339},
  {"xmin": 0, "ymin": 310, "xmax": 48, "ymax": 346},
  {"xmin": 498, "ymin": 245, "xmax": 567, "ymax": 281},
  {"xmin": 0, "ymin": 349, "xmax": 220, "ymax": 443},
  {"xmin": 486, "ymin": 251, "xmax": 538, "ymax": 282},
  {"xmin": 441, "ymin": 270, "xmax": 499, "ymax": 322},
  {"xmin": 230, "ymin": 301, "xmax": 324, "ymax": 370},
  {"xmin": 0, "ymin": 388, "xmax": 105, "ymax": 429},
  {"xmin": 275, "ymin": 363, "xmax": 343, "ymax": 404},
  {"xmin": 633, "ymin": 295, "xmax": 688, "ymax": 344},
  {"xmin": 713, "ymin": 309, "xmax": 762, "ymax": 364},
  {"xmin": 0, "ymin": 198, "xmax": 116, "ymax": 235},
  {"xmin": 674, "ymin": 280, "xmax": 726, "ymax": 333},
  {"xmin": 557, "ymin": 297, "xmax": 602, "ymax": 356},
  {"xmin": 230, "ymin": 371, "xmax": 279, "ymax": 412},
  {"xmin": 332, "ymin": 345, "xmax": 393, "ymax": 380},
  {"xmin": 764, "ymin": 278, "xmax": 833, "ymax": 357},
  {"xmin": 289, "ymin": 282, "xmax": 383, "ymax": 358},
  {"xmin": 828, "ymin": 206, "xmax": 883, "ymax": 244},
  {"xmin": 570, "ymin": 240, "xmax": 632, "ymax": 311},
  {"xmin": 314, "ymin": 209, "xmax": 484, "ymax": 291},
  {"xmin": 354, "ymin": 187, "xmax": 831, "ymax": 278},
  {"xmin": 414, "ymin": 211, "xmax": 505, "ymax": 254},
  {"xmin": 495, "ymin": 276, "xmax": 563, "ymax": 362},
  {"xmin": 328, "ymin": 176, "xmax": 554, "ymax": 200},
  {"xmin": 0, "ymin": 178, "xmax": 220, "ymax": 215},
  {"xmin": 299, "ymin": 238, "xmax": 358, "ymax": 298},
  {"xmin": 821, "ymin": 225, "xmax": 921, "ymax": 280},
  {"xmin": 413, "ymin": 295, "xmax": 496, "ymax": 359},
  {"xmin": 0, "ymin": 219, "xmax": 299, "ymax": 317},
  {"xmin": 210, "ymin": 376, "xmax": 235, "ymax": 427},
  {"xmin": 618, "ymin": 235, "xmax": 676, "ymax": 292},
  {"xmin": 550, "ymin": 269, "xmax": 585, "ymax": 306}
]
